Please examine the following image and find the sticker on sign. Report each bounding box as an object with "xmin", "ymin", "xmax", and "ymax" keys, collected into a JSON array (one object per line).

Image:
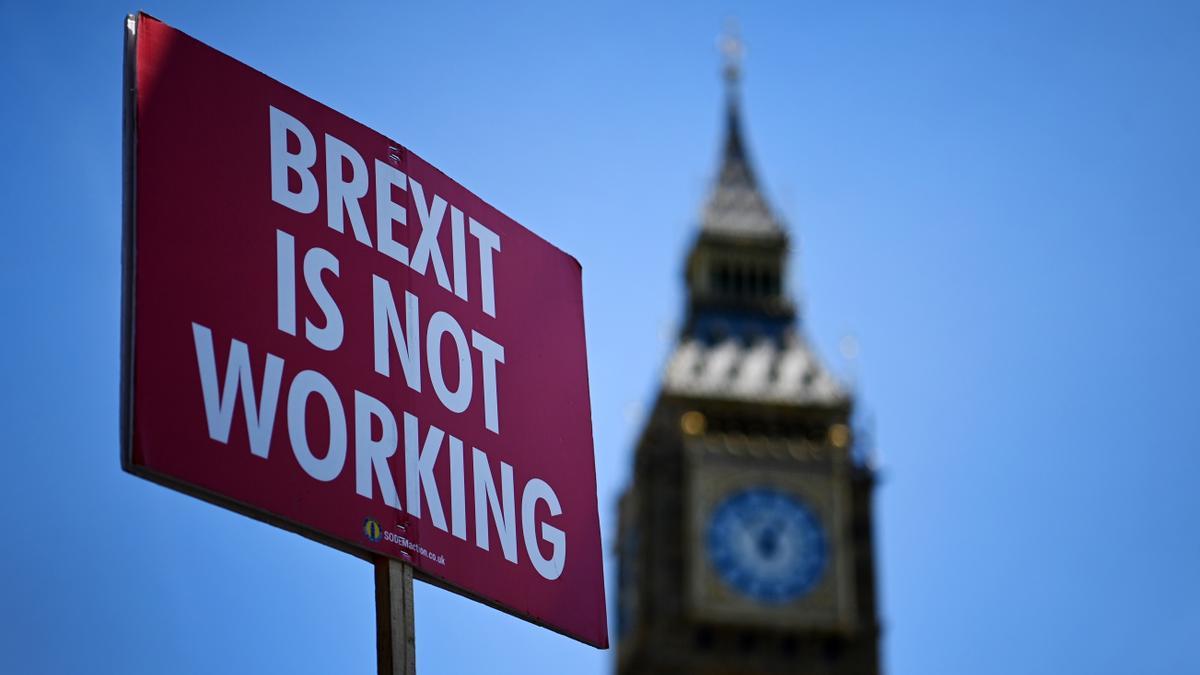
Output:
[{"xmin": 121, "ymin": 12, "xmax": 607, "ymax": 648}]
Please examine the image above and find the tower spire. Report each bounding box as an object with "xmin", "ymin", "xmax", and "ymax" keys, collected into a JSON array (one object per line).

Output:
[
  {"xmin": 719, "ymin": 20, "xmax": 747, "ymax": 167},
  {"xmin": 697, "ymin": 21, "xmax": 783, "ymax": 239}
]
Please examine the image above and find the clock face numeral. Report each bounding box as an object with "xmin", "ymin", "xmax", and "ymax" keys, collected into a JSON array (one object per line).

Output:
[{"xmin": 705, "ymin": 488, "xmax": 827, "ymax": 603}]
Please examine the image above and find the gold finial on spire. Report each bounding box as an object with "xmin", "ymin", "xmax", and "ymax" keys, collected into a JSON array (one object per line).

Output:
[{"xmin": 719, "ymin": 18, "xmax": 744, "ymax": 88}]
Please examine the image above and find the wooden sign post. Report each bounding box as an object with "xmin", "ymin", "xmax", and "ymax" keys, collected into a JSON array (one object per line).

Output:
[{"xmin": 375, "ymin": 558, "xmax": 416, "ymax": 675}]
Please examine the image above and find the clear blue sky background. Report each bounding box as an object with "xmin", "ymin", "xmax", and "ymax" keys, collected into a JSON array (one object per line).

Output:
[{"xmin": 3, "ymin": 1, "xmax": 1199, "ymax": 673}]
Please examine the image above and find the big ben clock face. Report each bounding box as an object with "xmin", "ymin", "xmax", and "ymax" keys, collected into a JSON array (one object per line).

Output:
[{"xmin": 705, "ymin": 488, "xmax": 827, "ymax": 603}]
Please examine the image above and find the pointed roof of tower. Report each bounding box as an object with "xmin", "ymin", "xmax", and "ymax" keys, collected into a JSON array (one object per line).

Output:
[
  {"xmin": 699, "ymin": 28, "xmax": 785, "ymax": 240},
  {"xmin": 661, "ymin": 26, "xmax": 846, "ymax": 407}
]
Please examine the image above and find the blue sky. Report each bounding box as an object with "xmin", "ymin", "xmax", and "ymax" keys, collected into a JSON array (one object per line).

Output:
[{"xmin": 3, "ymin": 1, "xmax": 1199, "ymax": 673}]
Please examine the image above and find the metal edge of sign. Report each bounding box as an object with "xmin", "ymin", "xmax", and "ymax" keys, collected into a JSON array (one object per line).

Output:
[
  {"xmin": 117, "ymin": 13, "xmax": 607, "ymax": 649},
  {"xmin": 119, "ymin": 12, "xmax": 138, "ymax": 476}
]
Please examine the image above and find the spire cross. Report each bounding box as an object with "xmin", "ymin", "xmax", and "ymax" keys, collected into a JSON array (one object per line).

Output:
[{"xmin": 720, "ymin": 20, "xmax": 744, "ymax": 87}]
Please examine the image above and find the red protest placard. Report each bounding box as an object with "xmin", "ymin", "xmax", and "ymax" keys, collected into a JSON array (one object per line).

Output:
[{"xmin": 122, "ymin": 13, "xmax": 607, "ymax": 648}]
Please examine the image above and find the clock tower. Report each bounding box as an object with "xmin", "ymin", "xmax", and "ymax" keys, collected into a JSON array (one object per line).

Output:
[{"xmin": 614, "ymin": 35, "xmax": 881, "ymax": 675}]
